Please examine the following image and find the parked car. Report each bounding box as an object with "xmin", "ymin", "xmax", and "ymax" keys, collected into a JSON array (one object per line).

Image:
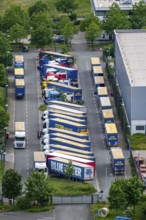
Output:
[{"xmin": 19, "ymin": 45, "xmax": 29, "ymax": 52}]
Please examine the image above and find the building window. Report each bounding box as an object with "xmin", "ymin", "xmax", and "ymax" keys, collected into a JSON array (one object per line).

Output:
[{"xmin": 136, "ymin": 126, "xmax": 144, "ymax": 131}]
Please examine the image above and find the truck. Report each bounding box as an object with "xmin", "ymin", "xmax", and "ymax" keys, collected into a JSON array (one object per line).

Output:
[
  {"xmin": 14, "ymin": 68, "xmax": 24, "ymax": 79},
  {"xmin": 42, "ymin": 118, "xmax": 88, "ymax": 135},
  {"xmin": 48, "ymin": 157, "xmax": 94, "ymax": 181},
  {"xmin": 47, "ymin": 82, "xmax": 82, "ymax": 101},
  {"xmin": 14, "ymin": 55, "xmax": 24, "ymax": 68},
  {"xmin": 14, "ymin": 122, "xmax": 26, "ymax": 149},
  {"xmin": 97, "ymin": 87, "xmax": 108, "ymax": 97},
  {"xmin": 43, "ymin": 113, "xmax": 86, "ymax": 125},
  {"xmin": 43, "ymin": 88, "xmax": 61, "ymax": 104},
  {"xmin": 33, "ymin": 151, "xmax": 47, "ymax": 172},
  {"xmin": 44, "ymin": 144, "xmax": 94, "ymax": 156},
  {"xmin": 93, "ymin": 66, "xmax": 103, "ymax": 76},
  {"xmin": 15, "ymin": 79, "xmax": 25, "ymax": 98},
  {"xmin": 40, "ymin": 64, "xmax": 77, "ymax": 81},
  {"xmin": 39, "ymin": 51, "xmax": 74, "ymax": 67},
  {"xmin": 105, "ymin": 123, "xmax": 118, "ymax": 147},
  {"xmin": 46, "ymin": 128, "xmax": 89, "ymax": 140},
  {"xmin": 46, "ymin": 151, "xmax": 96, "ymax": 175},
  {"xmin": 102, "ymin": 109, "xmax": 114, "ymax": 123},
  {"xmin": 110, "ymin": 147, "xmax": 125, "ymax": 174},
  {"xmin": 100, "ymin": 97, "xmax": 112, "ymax": 110},
  {"xmin": 42, "ymin": 133, "xmax": 90, "ymax": 147},
  {"xmin": 48, "ymin": 101, "xmax": 87, "ymax": 113}
]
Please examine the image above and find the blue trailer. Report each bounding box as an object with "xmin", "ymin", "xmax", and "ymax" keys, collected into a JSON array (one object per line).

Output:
[
  {"xmin": 100, "ymin": 97, "xmax": 112, "ymax": 110},
  {"xmin": 14, "ymin": 55, "xmax": 24, "ymax": 68},
  {"xmin": 110, "ymin": 147, "xmax": 125, "ymax": 174},
  {"xmin": 97, "ymin": 87, "xmax": 108, "ymax": 97},
  {"xmin": 42, "ymin": 118, "xmax": 88, "ymax": 134},
  {"xmin": 48, "ymin": 145, "xmax": 93, "ymax": 156},
  {"xmin": 47, "ymin": 128, "xmax": 89, "ymax": 140},
  {"xmin": 43, "ymin": 88, "xmax": 61, "ymax": 104},
  {"xmin": 14, "ymin": 68, "xmax": 24, "ymax": 79},
  {"xmin": 47, "ymin": 82, "xmax": 82, "ymax": 101},
  {"xmin": 40, "ymin": 64, "xmax": 77, "ymax": 81},
  {"xmin": 102, "ymin": 109, "xmax": 114, "ymax": 123},
  {"xmin": 49, "ymin": 138, "xmax": 90, "ymax": 151},
  {"xmin": 48, "ymin": 114, "xmax": 86, "ymax": 125},
  {"xmin": 48, "ymin": 157, "xmax": 94, "ymax": 180},
  {"xmin": 15, "ymin": 79, "xmax": 25, "ymax": 98},
  {"xmin": 105, "ymin": 123, "xmax": 118, "ymax": 147},
  {"xmin": 39, "ymin": 51, "xmax": 74, "ymax": 67}
]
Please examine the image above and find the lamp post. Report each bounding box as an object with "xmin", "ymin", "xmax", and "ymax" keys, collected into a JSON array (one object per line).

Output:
[
  {"xmin": 5, "ymin": 84, "xmax": 8, "ymax": 100},
  {"xmin": 54, "ymin": 34, "xmax": 57, "ymax": 52}
]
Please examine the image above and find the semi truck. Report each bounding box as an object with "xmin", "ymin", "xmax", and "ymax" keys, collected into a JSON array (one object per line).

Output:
[
  {"xmin": 42, "ymin": 118, "xmax": 88, "ymax": 135},
  {"xmin": 14, "ymin": 55, "xmax": 24, "ymax": 68},
  {"xmin": 100, "ymin": 97, "xmax": 112, "ymax": 110},
  {"xmin": 102, "ymin": 109, "xmax": 114, "ymax": 123},
  {"xmin": 48, "ymin": 101, "xmax": 87, "ymax": 113},
  {"xmin": 14, "ymin": 122, "xmax": 26, "ymax": 149},
  {"xmin": 42, "ymin": 133, "xmax": 90, "ymax": 147},
  {"xmin": 46, "ymin": 151, "xmax": 96, "ymax": 175},
  {"xmin": 105, "ymin": 123, "xmax": 118, "ymax": 147},
  {"xmin": 44, "ymin": 144, "xmax": 94, "ymax": 156},
  {"xmin": 48, "ymin": 157, "xmax": 94, "ymax": 181},
  {"xmin": 14, "ymin": 68, "xmax": 24, "ymax": 79},
  {"xmin": 43, "ymin": 88, "xmax": 61, "ymax": 104},
  {"xmin": 33, "ymin": 151, "xmax": 47, "ymax": 172},
  {"xmin": 110, "ymin": 147, "xmax": 125, "ymax": 174},
  {"xmin": 47, "ymin": 82, "xmax": 82, "ymax": 101},
  {"xmin": 15, "ymin": 79, "xmax": 25, "ymax": 98},
  {"xmin": 46, "ymin": 128, "xmax": 89, "ymax": 140}
]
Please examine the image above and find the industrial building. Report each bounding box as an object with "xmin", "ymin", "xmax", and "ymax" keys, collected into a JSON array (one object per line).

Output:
[
  {"xmin": 114, "ymin": 30, "xmax": 146, "ymax": 135},
  {"xmin": 92, "ymin": 0, "xmax": 140, "ymax": 20}
]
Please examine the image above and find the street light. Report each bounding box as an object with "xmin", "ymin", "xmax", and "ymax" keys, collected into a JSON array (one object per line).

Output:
[
  {"xmin": 5, "ymin": 84, "xmax": 8, "ymax": 99},
  {"xmin": 4, "ymin": 127, "xmax": 7, "ymax": 148},
  {"xmin": 0, "ymin": 149, "xmax": 6, "ymax": 204},
  {"xmin": 54, "ymin": 34, "xmax": 57, "ymax": 52}
]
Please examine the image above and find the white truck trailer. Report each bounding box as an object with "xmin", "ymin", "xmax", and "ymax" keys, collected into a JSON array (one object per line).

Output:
[
  {"xmin": 34, "ymin": 151, "xmax": 47, "ymax": 172},
  {"xmin": 14, "ymin": 122, "xmax": 26, "ymax": 148}
]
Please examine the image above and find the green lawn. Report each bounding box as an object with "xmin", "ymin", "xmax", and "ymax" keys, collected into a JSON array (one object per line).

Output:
[
  {"xmin": 127, "ymin": 133, "xmax": 146, "ymax": 150},
  {"xmin": 0, "ymin": 0, "xmax": 91, "ymax": 17},
  {"xmin": 49, "ymin": 177, "xmax": 97, "ymax": 196}
]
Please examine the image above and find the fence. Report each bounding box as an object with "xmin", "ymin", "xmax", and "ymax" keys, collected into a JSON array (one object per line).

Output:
[{"xmin": 52, "ymin": 194, "xmax": 99, "ymax": 205}]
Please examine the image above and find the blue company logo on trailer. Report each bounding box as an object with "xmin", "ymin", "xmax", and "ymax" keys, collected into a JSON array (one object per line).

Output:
[
  {"xmin": 114, "ymin": 160, "xmax": 125, "ymax": 171},
  {"xmin": 86, "ymin": 168, "xmax": 92, "ymax": 178}
]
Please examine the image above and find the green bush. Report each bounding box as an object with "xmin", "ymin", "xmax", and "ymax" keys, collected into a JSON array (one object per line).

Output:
[{"xmin": 16, "ymin": 195, "xmax": 31, "ymax": 209}]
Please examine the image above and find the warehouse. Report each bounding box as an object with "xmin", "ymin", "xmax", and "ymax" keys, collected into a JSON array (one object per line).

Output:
[
  {"xmin": 92, "ymin": 0, "xmax": 139, "ymax": 20},
  {"xmin": 114, "ymin": 30, "xmax": 146, "ymax": 135}
]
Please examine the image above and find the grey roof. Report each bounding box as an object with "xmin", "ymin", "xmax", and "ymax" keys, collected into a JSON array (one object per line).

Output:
[{"xmin": 115, "ymin": 30, "xmax": 146, "ymax": 87}]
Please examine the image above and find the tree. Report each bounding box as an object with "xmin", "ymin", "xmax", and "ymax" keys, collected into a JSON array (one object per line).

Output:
[
  {"xmin": 30, "ymin": 11, "xmax": 53, "ymax": 30},
  {"xmin": 102, "ymin": 3, "xmax": 132, "ymax": 38},
  {"xmin": 28, "ymin": 0, "xmax": 48, "ymax": 17},
  {"xmin": 10, "ymin": 23, "xmax": 27, "ymax": 44},
  {"xmin": 64, "ymin": 160, "xmax": 74, "ymax": 179},
  {"xmin": 85, "ymin": 21, "xmax": 102, "ymax": 47},
  {"xmin": 2, "ymin": 169, "xmax": 22, "ymax": 203},
  {"xmin": 0, "ymin": 106, "xmax": 9, "ymax": 132},
  {"xmin": 108, "ymin": 178, "xmax": 126, "ymax": 212},
  {"xmin": 0, "ymin": 64, "xmax": 7, "ymax": 86},
  {"xmin": 123, "ymin": 176, "xmax": 143, "ymax": 209},
  {"xmin": 31, "ymin": 24, "xmax": 53, "ymax": 49},
  {"xmin": 25, "ymin": 171, "xmax": 53, "ymax": 206},
  {"xmin": 2, "ymin": 5, "xmax": 29, "ymax": 33},
  {"xmin": 130, "ymin": 1, "xmax": 146, "ymax": 29},
  {"xmin": 80, "ymin": 13, "xmax": 101, "ymax": 32},
  {"xmin": 0, "ymin": 32, "xmax": 12, "ymax": 67},
  {"xmin": 59, "ymin": 17, "xmax": 74, "ymax": 44},
  {"xmin": 56, "ymin": 0, "xmax": 78, "ymax": 14}
]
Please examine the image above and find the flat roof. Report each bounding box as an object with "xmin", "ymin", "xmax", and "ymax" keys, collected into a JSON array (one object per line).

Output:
[
  {"xmin": 94, "ymin": 76, "xmax": 104, "ymax": 84},
  {"xmin": 102, "ymin": 109, "xmax": 114, "ymax": 118},
  {"xmin": 15, "ymin": 79, "xmax": 25, "ymax": 86},
  {"xmin": 97, "ymin": 86, "xmax": 108, "ymax": 95},
  {"xmin": 105, "ymin": 123, "xmax": 117, "ymax": 133},
  {"xmin": 93, "ymin": 66, "xmax": 103, "ymax": 74},
  {"xmin": 115, "ymin": 30, "xmax": 146, "ymax": 87},
  {"xmin": 100, "ymin": 97, "xmax": 111, "ymax": 106},
  {"xmin": 92, "ymin": 0, "xmax": 139, "ymax": 11},
  {"xmin": 111, "ymin": 147, "xmax": 124, "ymax": 159},
  {"xmin": 91, "ymin": 57, "xmax": 101, "ymax": 66}
]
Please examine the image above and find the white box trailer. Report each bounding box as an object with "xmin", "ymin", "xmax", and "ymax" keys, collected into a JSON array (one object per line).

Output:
[
  {"xmin": 14, "ymin": 122, "xmax": 26, "ymax": 149},
  {"xmin": 34, "ymin": 151, "xmax": 47, "ymax": 172}
]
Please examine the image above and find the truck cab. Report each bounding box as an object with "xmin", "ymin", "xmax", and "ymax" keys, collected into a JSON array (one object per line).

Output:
[{"xmin": 14, "ymin": 122, "xmax": 26, "ymax": 148}]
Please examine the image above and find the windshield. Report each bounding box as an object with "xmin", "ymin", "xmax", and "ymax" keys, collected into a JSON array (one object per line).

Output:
[{"xmin": 15, "ymin": 137, "xmax": 25, "ymax": 141}]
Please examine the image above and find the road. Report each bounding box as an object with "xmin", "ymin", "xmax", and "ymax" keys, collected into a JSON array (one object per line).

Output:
[{"xmin": 14, "ymin": 52, "xmax": 40, "ymax": 183}]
